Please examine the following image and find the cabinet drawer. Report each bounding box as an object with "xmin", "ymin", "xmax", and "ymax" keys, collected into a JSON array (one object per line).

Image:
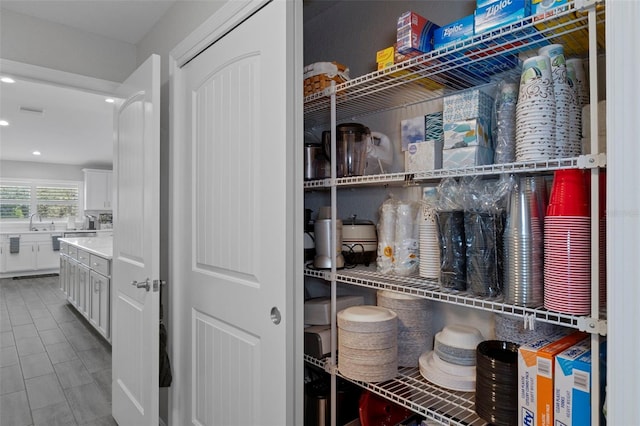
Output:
[
  {"xmin": 90, "ymin": 254, "xmax": 110, "ymax": 276},
  {"xmin": 77, "ymin": 249, "xmax": 91, "ymax": 267},
  {"xmin": 68, "ymin": 246, "xmax": 78, "ymax": 259}
]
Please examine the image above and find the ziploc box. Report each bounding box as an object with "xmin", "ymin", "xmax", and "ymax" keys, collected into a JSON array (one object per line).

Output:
[
  {"xmin": 531, "ymin": 0, "xmax": 567, "ymax": 20},
  {"xmin": 397, "ymin": 11, "xmax": 440, "ymax": 55},
  {"xmin": 405, "ymin": 140, "xmax": 443, "ymax": 172},
  {"xmin": 536, "ymin": 331, "xmax": 588, "ymax": 426},
  {"xmin": 475, "ymin": 0, "xmax": 531, "ymax": 35},
  {"xmin": 553, "ymin": 338, "xmax": 591, "ymax": 426},
  {"xmin": 442, "ymin": 145, "xmax": 493, "ymax": 169},
  {"xmin": 443, "ymin": 118, "xmax": 491, "ymax": 149},
  {"xmin": 433, "ymin": 14, "xmax": 474, "ymax": 50},
  {"xmin": 443, "ymin": 89, "xmax": 494, "ymax": 123},
  {"xmin": 573, "ymin": 340, "xmax": 607, "ymax": 426},
  {"xmin": 518, "ymin": 329, "xmax": 572, "ymax": 426}
]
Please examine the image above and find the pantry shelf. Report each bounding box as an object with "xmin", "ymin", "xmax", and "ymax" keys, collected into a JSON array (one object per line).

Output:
[
  {"xmin": 304, "ymin": 265, "xmax": 595, "ymax": 331},
  {"xmin": 303, "ymin": 1, "xmax": 605, "ymax": 127},
  {"xmin": 303, "ymin": 154, "xmax": 604, "ymax": 190}
]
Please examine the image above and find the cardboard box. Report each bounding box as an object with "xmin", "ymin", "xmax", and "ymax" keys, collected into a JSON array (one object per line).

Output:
[
  {"xmin": 443, "ymin": 89, "xmax": 494, "ymax": 123},
  {"xmin": 518, "ymin": 330, "xmax": 572, "ymax": 426},
  {"xmin": 475, "ymin": 0, "xmax": 531, "ymax": 35},
  {"xmin": 477, "ymin": 0, "xmax": 501, "ymax": 8},
  {"xmin": 554, "ymin": 338, "xmax": 591, "ymax": 426},
  {"xmin": 396, "ymin": 11, "xmax": 440, "ymax": 55},
  {"xmin": 536, "ymin": 332, "xmax": 589, "ymax": 426},
  {"xmin": 405, "ymin": 140, "xmax": 443, "ymax": 172},
  {"xmin": 433, "ymin": 15, "xmax": 474, "ymax": 50},
  {"xmin": 442, "ymin": 145, "xmax": 494, "ymax": 169},
  {"xmin": 443, "ymin": 118, "xmax": 491, "ymax": 149},
  {"xmin": 425, "ymin": 112, "xmax": 444, "ymax": 142},
  {"xmin": 573, "ymin": 341, "xmax": 607, "ymax": 426},
  {"xmin": 377, "ymin": 46, "xmax": 395, "ymax": 70},
  {"xmin": 531, "ymin": 0, "xmax": 568, "ymax": 20}
]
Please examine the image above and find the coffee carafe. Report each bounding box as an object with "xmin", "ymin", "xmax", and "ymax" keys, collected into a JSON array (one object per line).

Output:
[
  {"xmin": 322, "ymin": 123, "xmax": 370, "ymax": 177},
  {"xmin": 313, "ymin": 219, "xmax": 345, "ymax": 269}
]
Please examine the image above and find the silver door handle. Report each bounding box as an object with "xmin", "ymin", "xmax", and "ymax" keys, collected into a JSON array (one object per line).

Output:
[{"xmin": 131, "ymin": 278, "xmax": 150, "ymax": 291}]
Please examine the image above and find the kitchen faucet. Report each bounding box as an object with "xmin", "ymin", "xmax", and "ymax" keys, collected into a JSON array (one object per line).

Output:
[{"xmin": 29, "ymin": 213, "xmax": 41, "ymax": 231}]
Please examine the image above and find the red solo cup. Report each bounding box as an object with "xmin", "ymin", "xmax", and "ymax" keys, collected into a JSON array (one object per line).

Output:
[
  {"xmin": 546, "ymin": 202, "xmax": 589, "ymax": 216},
  {"xmin": 547, "ymin": 169, "xmax": 590, "ymax": 216}
]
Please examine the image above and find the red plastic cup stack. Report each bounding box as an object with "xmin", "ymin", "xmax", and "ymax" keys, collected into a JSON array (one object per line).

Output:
[{"xmin": 544, "ymin": 169, "xmax": 591, "ymax": 315}]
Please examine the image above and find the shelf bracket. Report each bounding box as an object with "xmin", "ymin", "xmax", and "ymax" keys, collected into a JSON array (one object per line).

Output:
[
  {"xmin": 574, "ymin": 0, "xmax": 600, "ymax": 11},
  {"xmin": 577, "ymin": 317, "xmax": 607, "ymax": 336},
  {"xmin": 577, "ymin": 153, "xmax": 606, "ymax": 169},
  {"xmin": 323, "ymin": 360, "xmax": 338, "ymax": 375}
]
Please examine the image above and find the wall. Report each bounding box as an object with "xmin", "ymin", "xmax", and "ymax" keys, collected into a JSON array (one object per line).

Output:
[
  {"xmin": 0, "ymin": 160, "xmax": 84, "ymax": 181},
  {"xmin": 0, "ymin": 9, "xmax": 137, "ymax": 83}
]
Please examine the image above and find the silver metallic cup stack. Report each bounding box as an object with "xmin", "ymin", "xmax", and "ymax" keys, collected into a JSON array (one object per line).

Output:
[{"xmin": 503, "ymin": 176, "xmax": 547, "ymax": 307}]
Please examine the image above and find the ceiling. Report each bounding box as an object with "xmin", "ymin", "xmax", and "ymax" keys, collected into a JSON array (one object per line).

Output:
[
  {"xmin": 0, "ymin": 0, "xmax": 332, "ymax": 168},
  {"xmin": 0, "ymin": 1, "xmax": 177, "ymax": 167}
]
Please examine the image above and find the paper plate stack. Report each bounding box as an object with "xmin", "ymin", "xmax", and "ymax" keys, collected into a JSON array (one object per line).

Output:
[
  {"xmin": 419, "ymin": 324, "xmax": 484, "ymax": 392},
  {"xmin": 338, "ymin": 306, "xmax": 398, "ymax": 383},
  {"xmin": 377, "ymin": 290, "xmax": 433, "ymax": 367}
]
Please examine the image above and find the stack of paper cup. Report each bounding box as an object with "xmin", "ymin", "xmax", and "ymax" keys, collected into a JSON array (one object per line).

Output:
[
  {"xmin": 377, "ymin": 201, "xmax": 397, "ymax": 274},
  {"xmin": 419, "ymin": 204, "xmax": 440, "ymax": 279},
  {"xmin": 515, "ymin": 55, "xmax": 556, "ymax": 161}
]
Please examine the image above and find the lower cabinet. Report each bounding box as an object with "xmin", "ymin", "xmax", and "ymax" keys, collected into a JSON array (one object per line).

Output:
[{"xmin": 58, "ymin": 244, "xmax": 111, "ymax": 342}]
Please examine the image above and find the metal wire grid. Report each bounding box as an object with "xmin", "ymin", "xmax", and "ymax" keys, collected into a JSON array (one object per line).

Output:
[{"xmin": 303, "ymin": 1, "xmax": 605, "ymax": 127}]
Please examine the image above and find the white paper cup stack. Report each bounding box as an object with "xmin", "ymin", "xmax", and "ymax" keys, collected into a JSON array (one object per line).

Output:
[
  {"xmin": 394, "ymin": 202, "xmax": 420, "ymax": 276},
  {"xmin": 419, "ymin": 205, "xmax": 440, "ymax": 279},
  {"xmin": 377, "ymin": 290, "xmax": 433, "ymax": 367},
  {"xmin": 338, "ymin": 306, "xmax": 398, "ymax": 383}
]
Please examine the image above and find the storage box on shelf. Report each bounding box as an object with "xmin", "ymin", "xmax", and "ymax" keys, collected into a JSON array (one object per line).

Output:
[{"xmin": 303, "ymin": 2, "xmax": 606, "ymax": 425}]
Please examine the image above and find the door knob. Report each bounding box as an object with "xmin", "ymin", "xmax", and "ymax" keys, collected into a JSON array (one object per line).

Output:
[
  {"xmin": 131, "ymin": 278, "xmax": 150, "ymax": 291},
  {"xmin": 270, "ymin": 307, "xmax": 281, "ymax": 325}
]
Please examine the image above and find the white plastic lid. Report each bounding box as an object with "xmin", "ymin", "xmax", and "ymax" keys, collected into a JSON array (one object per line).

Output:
[
  {"xmin": 436, "ymin": 325, "xmax": 484, "ymax": 350},
  {"xmin": 338, "ymin": 305, "xmax": 396, "ymax": 322}
]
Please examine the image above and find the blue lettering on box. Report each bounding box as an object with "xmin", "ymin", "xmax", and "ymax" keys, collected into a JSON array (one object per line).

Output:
[{"xmin": 523, "ymin": 407, "xmax": 535, "ymax": 426}]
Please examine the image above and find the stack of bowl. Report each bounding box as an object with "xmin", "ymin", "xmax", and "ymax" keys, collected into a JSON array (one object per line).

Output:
[
  {"xmin": 337, "ymin": 306, "xmax": 398, "ymax": 383},
  {"xmin": 418, "ymin": 325, "xmax": 484, "ymax": 392},
  {"xmin": 376, "ymin": 290, "xmax": 433, "ymax": 367}
]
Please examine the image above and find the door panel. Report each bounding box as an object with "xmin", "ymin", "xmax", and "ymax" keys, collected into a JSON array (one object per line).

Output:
[
  {"xmin": 174, "ymin": 2, "xmax": 298, "ymax": 424},
  {"xmin": 112, "ymin": 54, "xmax": 160, "ymax": 426}
]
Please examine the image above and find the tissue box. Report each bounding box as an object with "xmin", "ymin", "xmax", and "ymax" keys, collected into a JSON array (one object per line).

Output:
[
  {"xmin": 443, "ymin": 89, "xmax": 494, "ymax": 123},
  {"xmin": 554, "ymin": 339, "xmax": 591, "ymax": 426},
  {"xmin": 377, "ymin": 46, "xmax": 395, "ymax": 70},
  {"xmin": 573, "ymin": 341, "xmax": 607, "ymax": 426},
  {"xmin": 405, "ymin": 140, "xmax": 443, "ymax": 172},
  {"xmin": 475, "ymin": 0, "xmax": 531, "ymax": 35},
  {"xmin": 433, "ymin": 15, "xmax": 474, "ymax": 49},
  {"xmin": 443, "ymin": 118, "xmax": 491, "ymax": 149},
  {"xmin": 401, "ymin": 115, "xmax": 426, "ymax": 151},
  {"xmin": 425, "ymin": 112, "xmax": 444, "ymax": 142},
  {"xmin": 397, "ymin": 11, "xmax": 440, "ymax": 55},
  {"xmin": 442, "ymin": 145, "xmax": 494, "ymax": 169}
]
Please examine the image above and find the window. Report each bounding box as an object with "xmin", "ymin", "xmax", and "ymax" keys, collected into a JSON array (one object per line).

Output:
[{"xmin": 0, "ymin": 180, "xmax": 81, "ymax": 220}]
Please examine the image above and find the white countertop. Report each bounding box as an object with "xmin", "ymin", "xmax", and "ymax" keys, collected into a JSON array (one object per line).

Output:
[{"xmin": 59, "ymin": 236, "xmax": 113, "ymax": 259}]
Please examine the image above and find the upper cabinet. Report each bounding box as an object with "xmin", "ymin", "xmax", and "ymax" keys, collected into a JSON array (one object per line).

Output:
[{"xmin": 83, "ymin": 168, "xmax": 113, "ymax": 211}]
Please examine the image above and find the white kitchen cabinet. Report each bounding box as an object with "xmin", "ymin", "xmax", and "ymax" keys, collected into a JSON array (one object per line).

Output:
[
  {"xmin": 1, "ymin": 233, "xmax": 63, "ymax": 277},
  {"xmin": 83, "ymin": 168, "xmax": 113, "ymax": 210},
  {"xmin": 4, "ymin": 242, "xmax": 37, "ymax": 272},
  {"xmin": 303, "ymin": 3, "xmax": 606, "ymax": 425},
  {"xmin": 67, "ymin": 258, "xmax": 78, "ymax": 307},
  {"xmin": 36, "ymin": 241, "xmax": 61, "ymax": 270},
  {"xmin": 89, "ymin": 270, "xmax": 110, "ymax": 339},
  {"xmin": 77, "ymin": 262, "xmax": 90, "ymax": 318}
]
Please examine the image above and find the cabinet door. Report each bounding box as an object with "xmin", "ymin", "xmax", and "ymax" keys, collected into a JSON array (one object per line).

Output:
[
  {"xmin": 36, "ymin": 242, "xmax": 61, "ymax": 270},
  {"xmin": 77, "ymin": 264, "xmax": 90, "ymax": 317},
  {"xmin": 59, "ymin": 255, "xmax": 66, "ymax": 293},
  {"xmin": 84, "ymin": 170, "xmax": 113, "ymax": 210},
  {"xmin": 90, "ymin": 271, "xmax": 110, "ymax": 338},
  {"xmin": 5, "ymin": 243, "xmax": 37, "ymax": 272},
  {"xmin": 67, "ymin": 260, "xmax": 78, "ymax": 305}
]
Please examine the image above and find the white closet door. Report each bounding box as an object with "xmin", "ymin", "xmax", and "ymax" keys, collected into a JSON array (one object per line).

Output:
[
  {"xmin": 172, "ymin": 1, "xmax": 300, "ymax": 424},
  {"xmin": 111, "ymin": 54, "xmax": 160, "ymax": 426}
]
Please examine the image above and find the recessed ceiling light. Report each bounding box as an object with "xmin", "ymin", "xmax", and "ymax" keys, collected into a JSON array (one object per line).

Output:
[
  {"xmin": 105, "ymin": 98, "xmax": 115, "ymax": 103},
  {"xmin": 0, "ymin": 120, "xmax": 9, "ymax": 126},
  {"xmin": 33, "ymin": 151, "xmax": 41, "ymax": 156},
  {"xmin": 1, "ymin": 77, "xmax": 15, "ymax": 83}
]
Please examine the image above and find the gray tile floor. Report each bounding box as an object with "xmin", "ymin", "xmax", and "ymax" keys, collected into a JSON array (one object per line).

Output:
[{"xmin": 0, "ymin": 275, "xmax": 116, "ymax": 426}]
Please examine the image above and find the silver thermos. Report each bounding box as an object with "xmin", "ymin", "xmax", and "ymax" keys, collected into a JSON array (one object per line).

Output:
[{"xmin": 313, "ymin": 219, "xmax": 344, "ymax": 269}]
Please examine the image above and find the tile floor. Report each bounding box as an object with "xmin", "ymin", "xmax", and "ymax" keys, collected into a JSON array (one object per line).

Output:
[{"xmin": 0, "ymin": 275, "xmax": 116, "ymax": 426}]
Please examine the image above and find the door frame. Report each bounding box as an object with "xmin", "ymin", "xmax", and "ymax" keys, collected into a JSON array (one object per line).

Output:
[{"xmin": 168, "ymin": 0, "xmax": 304, "ymax": 424}]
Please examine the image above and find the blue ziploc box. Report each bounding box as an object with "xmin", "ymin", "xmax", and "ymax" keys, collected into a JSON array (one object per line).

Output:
[
  {"xmin": 572, "ymin": 341, "xmax": 607, "ymax": 426},
  {"xmin": 397, "ymin": 11, "xmax": 440, "ymax": 55},
  {"xmin": 433, "ymin": 15, "xmax": 474, "ymax": 50},
  {"xmin": 477, "ymin": 0, "xmax": 500, "ymax": 7},
  {"xmin": 554, "ymin": 338, "xmax": 591, "ymax": 426},
  {"xmin": 475, "ymin": 0, "xmax": 531, "ymax": 35}
]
